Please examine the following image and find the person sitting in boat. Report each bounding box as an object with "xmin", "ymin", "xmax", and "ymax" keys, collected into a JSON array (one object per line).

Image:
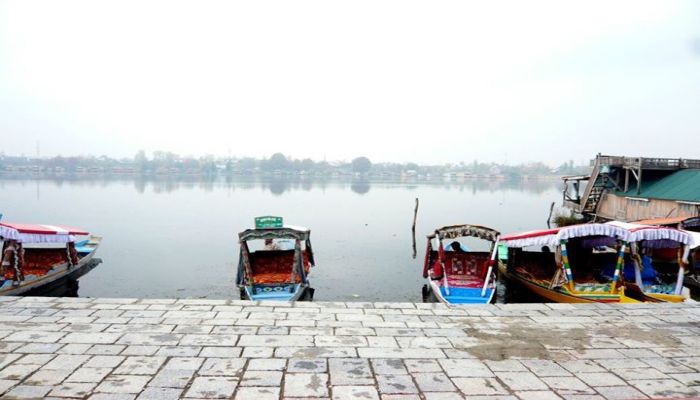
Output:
[
  {"xmin": 445, "ymin": 241, "xmax": 468, "ymax": 252},
  {"xmin": 263, "ymin": 238, "xmax": 281, "ymax": 251}
]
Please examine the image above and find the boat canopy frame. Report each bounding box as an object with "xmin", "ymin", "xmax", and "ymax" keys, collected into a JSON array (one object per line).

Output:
[
  {"xmin": 237, "ymin": 226, "xmax": 315, "ymax": 287},
  {"xmin": 428, "ymin": 224, "xmax": 500, "ymax": 243}
]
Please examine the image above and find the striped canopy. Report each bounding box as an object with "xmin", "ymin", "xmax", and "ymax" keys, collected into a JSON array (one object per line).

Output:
[{"xmin": 0, "ymin": 222, "xmax": 89, "ymax": 243}]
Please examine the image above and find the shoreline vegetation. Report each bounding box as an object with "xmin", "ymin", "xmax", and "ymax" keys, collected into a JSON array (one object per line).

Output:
[{"xmin": 0, "ymin": 151, "xmax": 589, "ymax": 180}]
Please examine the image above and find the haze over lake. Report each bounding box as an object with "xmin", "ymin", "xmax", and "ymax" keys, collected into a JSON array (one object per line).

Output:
[{"xmin": 0, "ymin": 177, "xmax": 560, "ymax": 301}]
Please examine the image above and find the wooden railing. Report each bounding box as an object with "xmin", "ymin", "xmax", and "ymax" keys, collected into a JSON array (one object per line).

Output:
[{"xmin": 595, "ymin": 155, "xmax": 700, "ymax": 170}]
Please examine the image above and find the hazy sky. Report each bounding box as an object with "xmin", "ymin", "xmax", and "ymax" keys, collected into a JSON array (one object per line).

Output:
[{"xmin": 1, "ymin": 1, "xmax": 699, "ymax": 164}]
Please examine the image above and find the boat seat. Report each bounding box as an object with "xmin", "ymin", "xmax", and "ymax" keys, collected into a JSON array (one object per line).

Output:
[{"xmin": 249, "ymin": 250, "xmax": 311, "ymax": 284}]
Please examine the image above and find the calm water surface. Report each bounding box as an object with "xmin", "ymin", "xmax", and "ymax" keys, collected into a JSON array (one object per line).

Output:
[{"xmin": 0, "ymin": 177, "xmax": 561, "ymax": 301}]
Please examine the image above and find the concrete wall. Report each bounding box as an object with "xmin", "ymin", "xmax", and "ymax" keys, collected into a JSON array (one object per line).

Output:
[{"xmin": 597, "ymin": 193, "xmax": 700, "ymax": 221}]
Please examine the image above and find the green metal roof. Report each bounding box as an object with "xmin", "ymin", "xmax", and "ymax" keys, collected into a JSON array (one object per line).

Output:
[{"xmin": 613, "ymin": 169, "xmax": 700, "ymax": 202}]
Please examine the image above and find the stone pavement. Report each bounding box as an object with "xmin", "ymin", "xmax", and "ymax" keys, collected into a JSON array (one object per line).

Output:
[{"xmin": 1, "ymin": 297, "xmax": 700, "ymax": 399}]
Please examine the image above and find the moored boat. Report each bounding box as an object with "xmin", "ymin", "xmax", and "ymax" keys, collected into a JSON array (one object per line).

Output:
[
  {"xmin": 423, "ymin": 224, "xmax": 500, "ymax": 304},
  {"xmin": 236, "ymin": 217, "xmax": 315, "ymax": 301},
  {"xmin": 498, "ymin": 223, "xmax": 644, "ymax": 303},
  {"xmin": 607, "ymin": 221, "xmax": 695, "ymax": 302},
  {"xmin": 0, "ymin": 222, "xmax": 102, "ymax": 295}
]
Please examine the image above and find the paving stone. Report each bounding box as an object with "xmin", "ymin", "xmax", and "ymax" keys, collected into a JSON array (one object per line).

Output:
[
  {"xmin": 2, "ymin": 384, "xmax": 52, "ymax": 398},
  {"xmin": 162, "ymin": 357, "xmax": 203, "ymax": 370},
  {"xmin": 576, "ymin": 372, "xmax": 626, "ymax": 387},
  {"xmin": 451, "ymin": 377, "xmax": 509, "ymax": 396},
  {"xmin": 541, "ymin": 376, "xmax": 594, "ymax": 395},
  {"xmin": 421, "ymin": 392, "xmax": 464, "ymax": 400},
  {"xmin": 49, "ymin": 382, "xmax": 97, "ymax": 397},
  {"xmin": 184, "ymin": 376, "xmax": 237, "ymax": 398},
  {"xmin": 593, "ymin": 385, "xmax": 648, "ymax": 400},
  {"xmin": 329, "ymin": 358, "xmax": 374, "ymax": 385},
  {"xmin": 372, "ymin": 359, "xmax": 407, "ymax": 375},
  {"xmin": 155, "ymin": 346, "xmax": 201, "ymax": 357},
  {"xmin": 0, "ymin": 364, "xmax": 42, "ymax": 380},
  {"xmin": 96, "ymin": 375, "xmax": 151, "ymax": 393},
  {"xmin": 412, "ymin": 373, "xmax": 456, "ymax": 392},
  {"xmin": 67, "ymin": 367, "xmax": 113, "ymax": 383},
  {"xmin": 514, "ymin": 390, "xmax": 563, "ymax": 399},
  {"xmin": 24, "ymin": 368, "xmax": 73, "ymax": 385},
  {"xmin": 199, "ymin": 346, "xmax": 241, "ymax": 358},
  {"xmin": 233, "ymin": 386, "xmax": 280, "ymax": 400},
  {"xmin": 88, "ymin": 344, "xmax": 126, "ymax": 355},
  {"xmin": 240, "ymin": 370, "xmax": 282, "ymax": 386},
  {"xmin": 198, "ymin": 358, "xmax": 246, "ymax": 376},
  {"xmin": 332, "ymin": 385, "xmax": 380, "ymax": 400},
  {"xmin": 135, "ymin": 387, "xmax": 183, "ymax": 400},
  {"xmin": 630, "ymin": 378, "xmax": 699, "ymax": 398},
  {"xmin": 0, "ymin": 379, "xmax": 19, "ymax": 395},
  {"xmin": 288, "ymin": 358, "xmax": 327, "ymax": 373},
  {"xmin": 496, "ymin": 371, "xmax": 549, "ymax": 391},
  {"xmin": 114, "ymin": 356, "xmax": 166, "ymax": 374},
  {"xmin": 376, "ymin": 374, "xmax": 419, "ymax": 394},
  {"xmin": 86, "ymin": 355, "xmax": 125, "ymax": 368},
  {"xmin": 404, "ymin": 359, "xmax": 442, "ymax": 373},
  {"xmin": 241, "ymin": 347, "xmax": 274, "ymax": 358},
  {"xmin": 439, "ymin": 359, "xmax": 493, "ymax": 377},
  {"xmin": 284, "ymin": 373, "xmax": 329, "ymax": 397},
  {"xmin": 14, "ymin": 343, "xmax": 64, "ymax": 354},
  {"xmin": 43, "ymin": 354, "xmax": 90, "ymax": 370},
  {"xmin": 521, "ymin": 360, "xmax": 571, "ymax": 377},
  {"xmin": 121, "ymin": 345, "xmax": 160, "ymax": 356},
  {"xmin": 247, "ymin": 358, "xmax": 286, "ymax": 371},
  {"xmin": 148, "ymin": 369, "xmax": 194, "ymax": 388}
]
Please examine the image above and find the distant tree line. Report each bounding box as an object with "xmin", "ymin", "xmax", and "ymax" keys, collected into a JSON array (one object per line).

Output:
[{"xmin": 0, "ymin": 151, "xmax": 589, "ymax": 178}]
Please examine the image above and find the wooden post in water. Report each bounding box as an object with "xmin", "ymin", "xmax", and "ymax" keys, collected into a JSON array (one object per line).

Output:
[
  {"xmin": 546, "ymin": 201, "xmax": 555, "ymax": 228},
  {"xmin": 412, "ymin": 198, "xmax": 419, "ymax": 259}
]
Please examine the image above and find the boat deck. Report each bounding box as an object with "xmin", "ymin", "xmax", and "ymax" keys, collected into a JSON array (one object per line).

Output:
[{"xmin": 0, "ymin": 296, "xmax": 699, "ymax": 398}]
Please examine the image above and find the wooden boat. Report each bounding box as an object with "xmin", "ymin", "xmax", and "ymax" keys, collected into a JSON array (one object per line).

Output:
[
  {"xmin": 236, "ymin": 217, "xmax": 315, "ymax": 301},
  {"xmin": 632, "ymin": 216, "xmax": 700, "ymax": 296},
  {"xmin": 605, "ymin": 221, "xmax": 695, "ymax": 302},
  {"xmin": 423, "ymin": 224, "xmax": 500, "ymax": 304},
  {"xmin": 498, "ymin": 223, "xmax": 646, "ymax": 303},
  {"xmin": 0, "ymin": 222, "xmax": 101, "ymax": 295}
]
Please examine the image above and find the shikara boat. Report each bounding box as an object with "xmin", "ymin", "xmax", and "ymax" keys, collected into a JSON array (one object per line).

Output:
[
  {"xmin": 236, "ymin": 217, "xmax": 315, "ymax": 301},
  {"xmin": 423, "ymin": 224, "xmax": 500, "ymax": 304},
  {"xmin": 633, "ymin": 217, "xmax": 700, "ymax": 295},
  {"xmin": 0, "ymin": 222, "xmax": 101, "ymax": 295},
  {"xmin": 498, "ymin": 223, "xmax": 647, "ymax": 303},
  {"xmin": 607, "ymin": 221, "xmax": 695, "ymax": 302}
]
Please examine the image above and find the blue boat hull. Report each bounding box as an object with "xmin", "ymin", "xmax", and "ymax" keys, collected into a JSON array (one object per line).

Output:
[{"xmin": 428, "ymin": 280, "xmax": 494, "ymax": 304}]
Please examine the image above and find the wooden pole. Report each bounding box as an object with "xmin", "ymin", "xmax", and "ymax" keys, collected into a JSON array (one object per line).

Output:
[
  {"xmin": 546, "ymin": 201, "xmax": 555, "ymax": 228},
  {"xmin": 412, "ymin": 198, "xmax": 419, "ymax": 259}
]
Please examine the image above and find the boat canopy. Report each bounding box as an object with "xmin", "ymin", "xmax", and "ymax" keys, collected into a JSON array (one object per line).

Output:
[
  {"xmin": 500, "ymin": 223, "xmax": 629, "ymax": 248},
  {"xmin": 428, "ymin": 224, "xmax": 500, "ymax": 242},
  {"xmin": 0, "ymin": 223, "xmax": 88, "ymax": 244},
  {"xmin": 238, "ymin": 225, "xmax": 310, "ymax": 242},
  {"xmin": 606, "ymin": 221, "xmax": 694, "ymax": 246}
]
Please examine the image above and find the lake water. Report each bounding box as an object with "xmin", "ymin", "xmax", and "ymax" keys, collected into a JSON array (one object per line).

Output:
[{"xmin": 0, "ymin": 177, "xmax": 561, "ymax": 301}]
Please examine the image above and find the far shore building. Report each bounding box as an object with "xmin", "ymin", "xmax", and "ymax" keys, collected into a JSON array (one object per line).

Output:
[{"xmin": 563, "ymin": 154, "xmax": 700, "ymax": 222}]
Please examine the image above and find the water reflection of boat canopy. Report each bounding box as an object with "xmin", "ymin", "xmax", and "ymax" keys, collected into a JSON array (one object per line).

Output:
[{"xmin": 236, "ymin": 225, "xmax": 315, "ymax": 301}]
